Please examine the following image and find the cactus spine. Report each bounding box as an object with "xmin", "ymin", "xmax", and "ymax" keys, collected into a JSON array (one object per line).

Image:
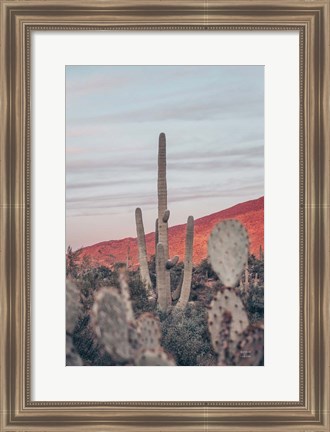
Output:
[
  {"xmin": 176, "ymin": 216, "xmax": 194, "ymax": 309},
  {"xmin": 135, "ymin": 207, "xmax": 154, "ymax": 299}
]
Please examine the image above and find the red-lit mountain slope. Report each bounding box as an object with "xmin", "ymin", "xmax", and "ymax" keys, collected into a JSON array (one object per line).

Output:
[{"xmin": 76, "ymin": 196, "xmax": 264, "ymax": 268}]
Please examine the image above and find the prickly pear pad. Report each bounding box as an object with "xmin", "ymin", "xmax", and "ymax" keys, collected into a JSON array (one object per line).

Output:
[
  {"xmin": 136, "ymin": 312, "xmax": 162, "ymax": 351},
  {"xmin": 91, "ymin": 287, "xmax": 131, "ymax": 362},
  {"xmin": 135, "ymin": 348, "xmax": 176, "ymax": 366},
  {"xmin": 207, "ymin": 288, "xmax": 249, "ymax": 355},
  {"xmin": 208, "ymin": 219, "xmax": 249, "ymax": 288}
]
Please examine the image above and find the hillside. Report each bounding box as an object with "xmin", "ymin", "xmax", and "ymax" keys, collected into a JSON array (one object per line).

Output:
[{"xmin": 75, "ymin": 196, "xmax": 264, "ymax": 268}]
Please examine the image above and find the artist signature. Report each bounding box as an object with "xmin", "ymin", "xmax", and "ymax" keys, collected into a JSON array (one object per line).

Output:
[{"xmin": 240, "ymin": 350, "xmax": 252, "ymax": 358}]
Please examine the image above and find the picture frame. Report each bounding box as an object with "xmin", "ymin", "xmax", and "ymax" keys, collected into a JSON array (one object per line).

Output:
[{"xmin": 0, "ymin": 0, "xmax": 329, "ymax": 430}]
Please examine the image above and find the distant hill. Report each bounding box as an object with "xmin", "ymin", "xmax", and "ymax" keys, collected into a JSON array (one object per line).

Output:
[{"xmin": 75, "ymin": 196, "xmax": 264, "ymax": 268}]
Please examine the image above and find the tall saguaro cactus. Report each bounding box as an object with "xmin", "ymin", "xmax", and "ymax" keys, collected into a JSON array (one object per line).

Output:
[
  {"xmin": 157, "ymin": 133, "xmax": 172, "ymax": 308},
  {"xmin": 157, "ymin": 133, "xmax": 169, "ymax": 258},
  {"xmin": 135, "ymin": 132, "xmax": 195, "ymax": 312}
]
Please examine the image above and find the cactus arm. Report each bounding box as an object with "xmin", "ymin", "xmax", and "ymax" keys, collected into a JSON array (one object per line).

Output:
[
  {"xmin": 135, "ymin": 207, "xmax": 153, "ymax": 298},
  {"xmin": 155, "ymin": 218, "xmax": 159, "ymax": 254},
  {"xmin": 176, "ymin": 216, "xmax": 194, "ymax": 309},
  {"xmin": 162, "ymin": 209, "xmax": 170, "ymax": 223},
  {"xmin": 172, "ymin": 271, "xmax": 183, "ymax": 301},
  {"xmin": 156, "ymin": 243, "xmax": 169, "ymax": 312},
  {"xmin": 166, "ymin": 255, "xmax": 179, "ymax": 270}
]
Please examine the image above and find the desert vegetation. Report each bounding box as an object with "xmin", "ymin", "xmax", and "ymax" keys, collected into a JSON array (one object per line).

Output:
[{"xmin": 66, "ymin": 133, "xmax": 264, "ymax": 366}]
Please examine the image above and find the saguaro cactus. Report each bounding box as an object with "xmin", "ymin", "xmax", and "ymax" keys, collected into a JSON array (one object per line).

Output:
[
  {"xmin": 134, "ymin": 132, "xmax": 195, "ymax": 312},
  {"xmin": 176, "ymin": 215, "xmax": 194, "ymax": 309},
  {"xmin": 157, "ymin": 133, "xmax": 172, "ymax": 308},
  {"xmin": 155, "ymin": 133, "xmax": 195, "ymax": 311},
  {"xmin": 157, "ymin": 133, "xmax": 169, "ymax": 259},
  {"xmin": 135, "ymin": 207, "xmax": 154, "ymax": 299}
]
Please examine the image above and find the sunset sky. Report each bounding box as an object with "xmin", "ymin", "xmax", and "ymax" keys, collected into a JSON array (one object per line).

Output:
[{"xmin": 66, "ymin": 66, "xmax": 264, "ymax": 250}]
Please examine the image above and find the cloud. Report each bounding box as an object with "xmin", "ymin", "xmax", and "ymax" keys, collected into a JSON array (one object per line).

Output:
[
  {"xmin": 66, "ymin": 142, "xmax": 263, "ymax": 176},
  {"xmin": 69, "ymin": 91, "xmax": 263, "ymax": 126},
  {"xmin": 66, "ymin": 179, "xmax": 263, "ymax": 217},
  {"xmin": 66, "ymin": 72, "xmax": 131, "ymax": 98},
  {"xmin": 66, "ymin": 177, "xmax": 149, "ymax": 190}
]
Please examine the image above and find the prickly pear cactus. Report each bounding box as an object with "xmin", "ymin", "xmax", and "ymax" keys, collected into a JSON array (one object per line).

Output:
[
  {"xmin": 66, "ymin": 279, "xmax": 82, "ymax": 335},
  {"xmin": 136, "ymin": 312, "xmax": 161, "ymax": 351},
  {"xmin": 208, "ymin": 219, "xmax": 249, "ymax": 288},
  {"xmin": 135, "ymin": 348, "xmax": 176, "ymax": 366},
  {"xmin": 232, "ymin": 326, "xmax": 264, "ymax": 366},
  {"xmin": 207, "ymin": 289, "xmax": 249, "ymax": 355},
  {"xmin": 91, "ymin": 287, "xmax": 131, "ymax": 362}
]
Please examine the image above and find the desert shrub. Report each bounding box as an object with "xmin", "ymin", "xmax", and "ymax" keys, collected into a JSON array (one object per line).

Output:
[
  {"xmin": 72, "ymin": 314, "xmax": 113, "ymax": 365},
  {"xmin": 196, "ymin": 258, "xmax": 218, "ymax": 280},
  {"xmin": 128, "ymin": 272, "xmax": 154, "ymax": 316},
  {"xmin": 248, "ymin": 255, "xmax": 264, "ymax": 283},
  {"xmin": 66, "ymin": 246, "xmax": 82, "ymax": 278},
  {"xmin": 160, "ymin": 303, "xmax": 216, "ymax": 366},
  {"xmin": 244, "ymin": 285, "xmax": 264, "ymax": 323},
  {"xmin": 170, "ymin": 261, "xmax": 184, "ymax": 293}
]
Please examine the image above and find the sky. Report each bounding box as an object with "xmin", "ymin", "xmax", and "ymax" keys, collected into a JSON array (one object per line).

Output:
[{"xmin": 66, "ymin": 65, "xmax": 264, "ymax": 251}]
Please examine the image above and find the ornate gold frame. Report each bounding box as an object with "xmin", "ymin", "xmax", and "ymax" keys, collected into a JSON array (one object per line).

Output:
[{"xmin": 0, "ymin": 0, "xmax": 329, "ymax": 430}]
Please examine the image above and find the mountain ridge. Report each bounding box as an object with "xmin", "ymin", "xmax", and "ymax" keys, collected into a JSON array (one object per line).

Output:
[{"xmin": 75, "ymin": 196, "xmax": 264, "ymax": 268}]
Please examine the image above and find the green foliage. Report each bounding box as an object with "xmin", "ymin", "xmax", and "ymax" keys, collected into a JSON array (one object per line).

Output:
[
  {"xmin": 244, "ymin": 285, "xmax": 264, "ymax": 323},
  {"xmin": 72, "ymin": 314, "xmax": 113, "ymax": 365},
  {"xmin": 248, "ymin": 254, "xmax": 264, "ymax": 283},
  {"xmin": 67, "ymin": 250, "xmax": 264, "ymax": 366},
  {"xmin": 128, "ymin": 272, "xmax": 154, "ymax": 316},
  {"xmin": 160, "ymin": 303, "xmax": 217, "ymax": 366},
  {"xmin": 197, "ymin": 258, "xmax": 218, "ymax": 280},
  {"xmin": 66, "ymin": 246, "xmax": 82, "ymax": 278}
]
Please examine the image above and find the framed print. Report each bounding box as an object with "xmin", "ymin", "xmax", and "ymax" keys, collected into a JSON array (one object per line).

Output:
[{"xmin": 0, "ymin": 0, "xmax": 329, "ymax": 431}]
